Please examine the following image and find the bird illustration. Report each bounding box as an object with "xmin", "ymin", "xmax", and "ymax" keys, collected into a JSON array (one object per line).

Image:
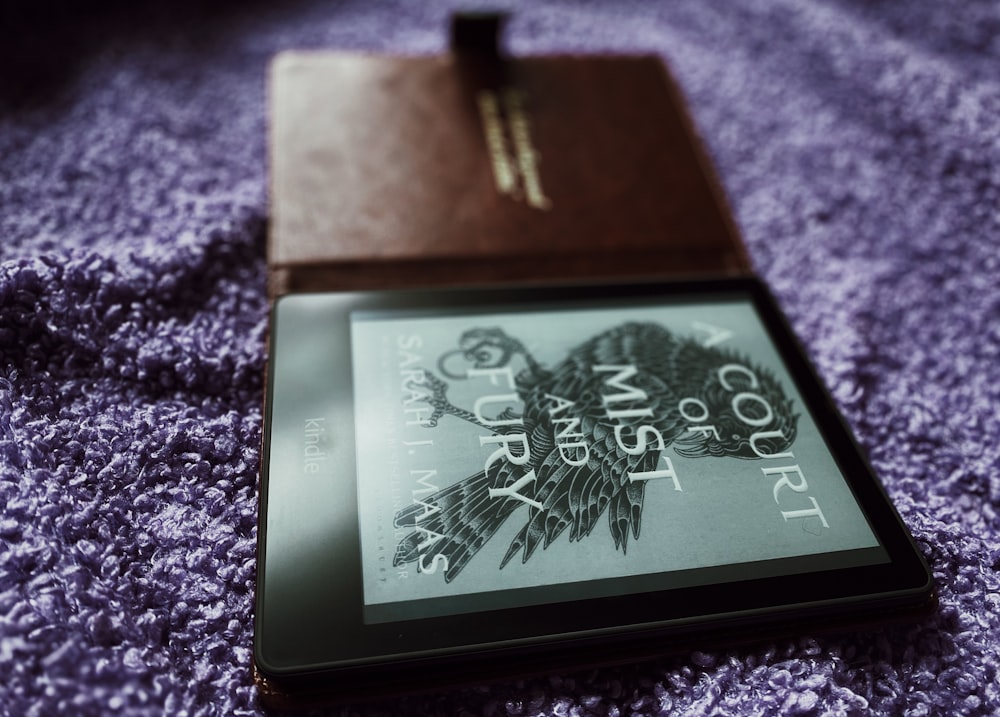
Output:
[{"xmin": 393, "ymin": 322, "xmax": 799, "ymax": 582}]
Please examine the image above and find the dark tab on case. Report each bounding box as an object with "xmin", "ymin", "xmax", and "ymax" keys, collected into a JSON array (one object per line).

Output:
[{"xmin": 450, "ymin": 11, "xmax": 508, "ymax": 57}]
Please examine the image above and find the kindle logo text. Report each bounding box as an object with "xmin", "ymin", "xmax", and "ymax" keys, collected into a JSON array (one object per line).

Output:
[{"xmin": 302, "ymin": 417, "xmax": 329, "ymax": 474}]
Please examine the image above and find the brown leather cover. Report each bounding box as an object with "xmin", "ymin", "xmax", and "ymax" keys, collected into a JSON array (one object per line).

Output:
[{"xmin": 268, "ymin": 51, "xmax": 751, "ymax": 295}]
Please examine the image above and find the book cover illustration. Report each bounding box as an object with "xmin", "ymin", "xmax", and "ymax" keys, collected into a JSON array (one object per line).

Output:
[{"xmin": 351, "ymin": 301, "xmax": 879, "ymax": 616}]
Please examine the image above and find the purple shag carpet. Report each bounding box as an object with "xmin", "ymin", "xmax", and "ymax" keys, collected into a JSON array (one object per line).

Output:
[{"xmin": 2, "ymin": 1, "xmax": 999, "ymax": 715}]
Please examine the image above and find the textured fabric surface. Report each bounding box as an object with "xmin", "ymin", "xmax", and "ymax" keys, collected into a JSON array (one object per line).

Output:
[{"xmin": 2, "ymin": 1, "xmax": 998, "ymax": 715}]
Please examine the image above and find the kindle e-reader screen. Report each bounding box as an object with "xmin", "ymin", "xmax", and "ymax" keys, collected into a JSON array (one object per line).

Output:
[{"xmin": 349, "ymin": 295, "xmax": 882, "ymax": 624}]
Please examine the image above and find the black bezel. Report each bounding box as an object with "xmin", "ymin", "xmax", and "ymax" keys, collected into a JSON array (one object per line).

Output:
[{"xmin": 254, "ymin": 276, "xmax": 932, "ymax": 700}]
